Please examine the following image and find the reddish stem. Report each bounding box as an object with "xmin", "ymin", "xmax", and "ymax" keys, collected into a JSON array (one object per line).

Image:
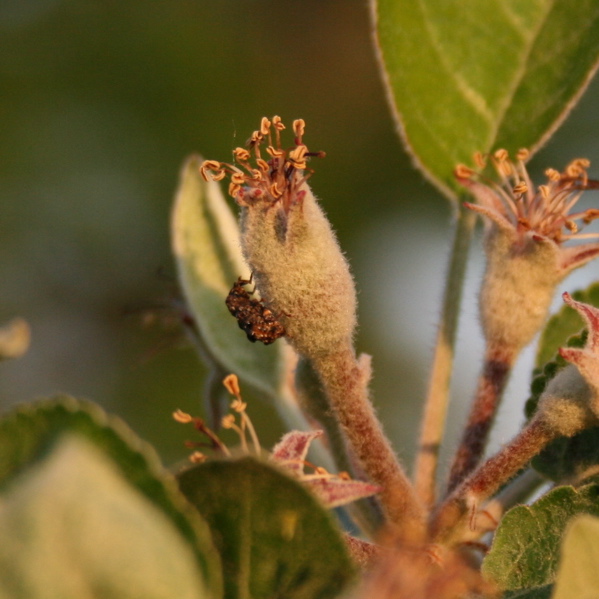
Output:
[
  {"xmin": 432, "ymin": 417, "xmax": 554, "ymax": 543},
  {"xmin": 446, "ymin": 346, "xmax": 515, "ymax": 494}
]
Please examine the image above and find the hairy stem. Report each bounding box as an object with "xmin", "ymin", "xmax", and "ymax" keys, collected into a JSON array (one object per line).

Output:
[
  {"xmin": 414, "ymin": 205, "xmax": 476, "ymax": 507},
  {"xmin": 431, "ymin": 417, "xmax": 554, "ymax": 543},
  {"xmin": 295, "ymin": 356, "xmax": 384, "ymax": 533},
  {"xmin": 446, "ymin": 344, "xmax": 516, "ymax": 494},
  {"xmin": 311, "ymin": 347, "xmax": 426, "ymax": 534}
]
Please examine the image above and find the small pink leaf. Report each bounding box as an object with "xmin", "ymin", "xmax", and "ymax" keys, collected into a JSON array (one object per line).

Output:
[
  {"xmin": 271, "ymin": 430, "xmax": 323, "ymax": 476},
  {"xmin": 304, "ymin": 478, "xmax": 381, "ymax": 509}
]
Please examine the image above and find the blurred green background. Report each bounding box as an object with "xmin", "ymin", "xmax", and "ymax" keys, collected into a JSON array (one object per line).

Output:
[{"xmin": 2, "ymin": 0, "xmax": 599, "ymax": 469}]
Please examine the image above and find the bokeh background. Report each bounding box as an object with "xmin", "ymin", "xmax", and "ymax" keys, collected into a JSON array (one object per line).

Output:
[{"xmin": 2, "ymin": 0, "xmax": 599, "ymax": 474}]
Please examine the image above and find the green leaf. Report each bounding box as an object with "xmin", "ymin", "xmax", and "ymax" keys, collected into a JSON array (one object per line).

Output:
[
  {"xmin": 503, "ymin": 587, "xmax": 553, "ymax": 599},
  {"xmin": 536, "ymin": 282, "xmax": 599, "ymax": 368},
  {"xmin": 0, "ymin": 396, "xmax": 222, "ymax": 598},
  {"xmin": 171, "ymin": 156, "xmax": 285, "ymax": 403},
  {"xmin": 552, "ymin": 514, "xmax": 599, "ymax": 599},
  {"xmin": 372, "ymin": 0, "xmax": 599, "ymax": 198},
  {"xmin": 178, "ymin": 456, "xmax": 355, "ymax": 599},
  {"xmin": 0, "ymin": 434, "xmax": 213, "ymax": 599},
  {"xmin": 483, "ymin": 483, "xmax": 599, "ymax": 591}
]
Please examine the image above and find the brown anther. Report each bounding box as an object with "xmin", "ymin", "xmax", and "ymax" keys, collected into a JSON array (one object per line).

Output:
[
  {"xmin": 583, "ymin": 209, "xmax": 599, "ymax": 224},
  {"xmin": 173, "ymin": 409, "xmax": 193, "ymax": 423},
  {"xmin": 516, "ymin": 148, "xmax": 530, "ymax": 162},
  {"xmin": 517, "ymin": 217, "xmax": 532, "ymax": 230},
  {"xmin": 223, "ymin": 373, "xmax": 241, "ymax": 396},
  {"xmin": 454, "ymin": 164, "xmax": 475, "ymax": 179},
  {"xmin": 293, "ymin": 119, "xmax": 306, "ymax": 138}
]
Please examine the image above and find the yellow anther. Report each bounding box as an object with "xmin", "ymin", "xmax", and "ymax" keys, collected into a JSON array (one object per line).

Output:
[
  {"xmin": 256, "ymin": 158, "xmax": 270, "ymax": 172},
  {"xmin": 173, "ymin": 409, "xmax": 193, "ymax": 423},
  {"xmin": 270, "ymin": 182, "xmax": 284, "ymax": 198},
  {"xmin": 260, "ymin": 117, "xmax": 271, "ymax": 136},
  {"xmin": 223, "ymin": 373, "xmax": 241, "ymax": 396},
  {"xmin": 234, "ymin": 147, "xmax": 251, "ymax": 162},
  {"xmin": 248, "ymin": 131, "xmax": 263, "ymax": 146},
  {"xmin": 454, "ymin": 164, "xmax": 475, "ymax": 179},
  {"xmin": 199, "ymin": 160, "xmax": 222, "ymax": 181},
  {"xmin": 272, "ymin": 115, "xmax": 285, "ymax": 130},
  {"xmin": 516, "ymin": 148, "xmax": 530, "ymax": 162},
  {"xmin": 266, "ymin": 145, "xmax": 285, "ymax": 158},
  {"xmin": 190, "ymin": 452, "xmax": 207, "ymax": 464},
  {"xmin": 494, "ymin": 149, "xmax": 509, "ymax": 162},
  {"xmin": 544, "ymin": 168, "xmax": 561, "ymax": 182},
  {"xmin": 231, "ymin": 398, "xmax": 248, "ymax": 413},
  {"xmin": 293, "ymin": 119, "xmax": 306, "ymax": 138},
  {"xmin": 539, "ymin": 185, "xmax": 550, "ymax": 200},
  {"xmin": 513, "ymin": 182, "xmax": 528, "ymax": 195},
  {"xmin": 473, "ymin": 152, "xmax": 486, "ymax": 169},
  {"xmin": 231, "ymin": 172, "xmax": 245, "ymax": 185},
  {"xmin": 289, "ymin": 144, "xmax": 308, "ymax": 162},
  {"xmin": 221, "ymin": 414, "xmax": 236, "ymax": 429},
  {"xmin": 565, "ymin": 220, "xmax": 579, "ymax": 233}
]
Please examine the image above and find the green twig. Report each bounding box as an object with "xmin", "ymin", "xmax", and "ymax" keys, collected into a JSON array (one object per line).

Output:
[{"xmin": 413, "ymin": 204, "xmax": 476, "ymax": 507}]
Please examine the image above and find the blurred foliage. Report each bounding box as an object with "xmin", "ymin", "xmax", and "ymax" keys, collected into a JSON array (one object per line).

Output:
[{"xmin": 1, "ymin": 0, "xmax": 598, "ymax": 464}]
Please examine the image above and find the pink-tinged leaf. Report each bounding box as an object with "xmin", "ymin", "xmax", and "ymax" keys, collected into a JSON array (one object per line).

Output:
[
  {"xmin": 271, "ymin": 430, "xmax": 323, "ymax": 476},
  {"xmin": 558, "ymin": 244, "xmax": 599, "ymax": 275},
  {"xmin": 304, "ymin": 477, "xmax": 381, "ymax": 509}
]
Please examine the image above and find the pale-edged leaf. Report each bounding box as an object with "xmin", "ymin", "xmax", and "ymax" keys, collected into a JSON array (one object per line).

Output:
[
  {"xmin": 372, "ymin": 0, "xmax": 599, "ymax": 198},
  {"xmin": 483, "ymin": 483, "xmax": 599, "ymax": 591},
  {"xmin": 0, "ymin": 434, "xmax": 213, "ymax": 599},
  {"xmin": 0, "ymin": 396, "xmax": 222, "ymax": 598},
  {"xmin": 552, "ymin": 514, "xmax": 599, "ymax": 599},
  {"xmin": 171, "ymin": 155, "xmax": 285, "ymax": 402},
  {"xmin": 177, "ymin": 456, "xmax": 355, "ymax": 599}
]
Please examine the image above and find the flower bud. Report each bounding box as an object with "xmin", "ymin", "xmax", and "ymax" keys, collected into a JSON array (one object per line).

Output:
[
  {"xmin": 202, "ymin": 117, "xmax": 356, "ymax": 358},
  {"xmin": 457, "ymin": 151, "xmax": 599, "ymax": 355},
  {"xmin": 536, "ymin": 364, "xmax": 597, "ymax": 437}
]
